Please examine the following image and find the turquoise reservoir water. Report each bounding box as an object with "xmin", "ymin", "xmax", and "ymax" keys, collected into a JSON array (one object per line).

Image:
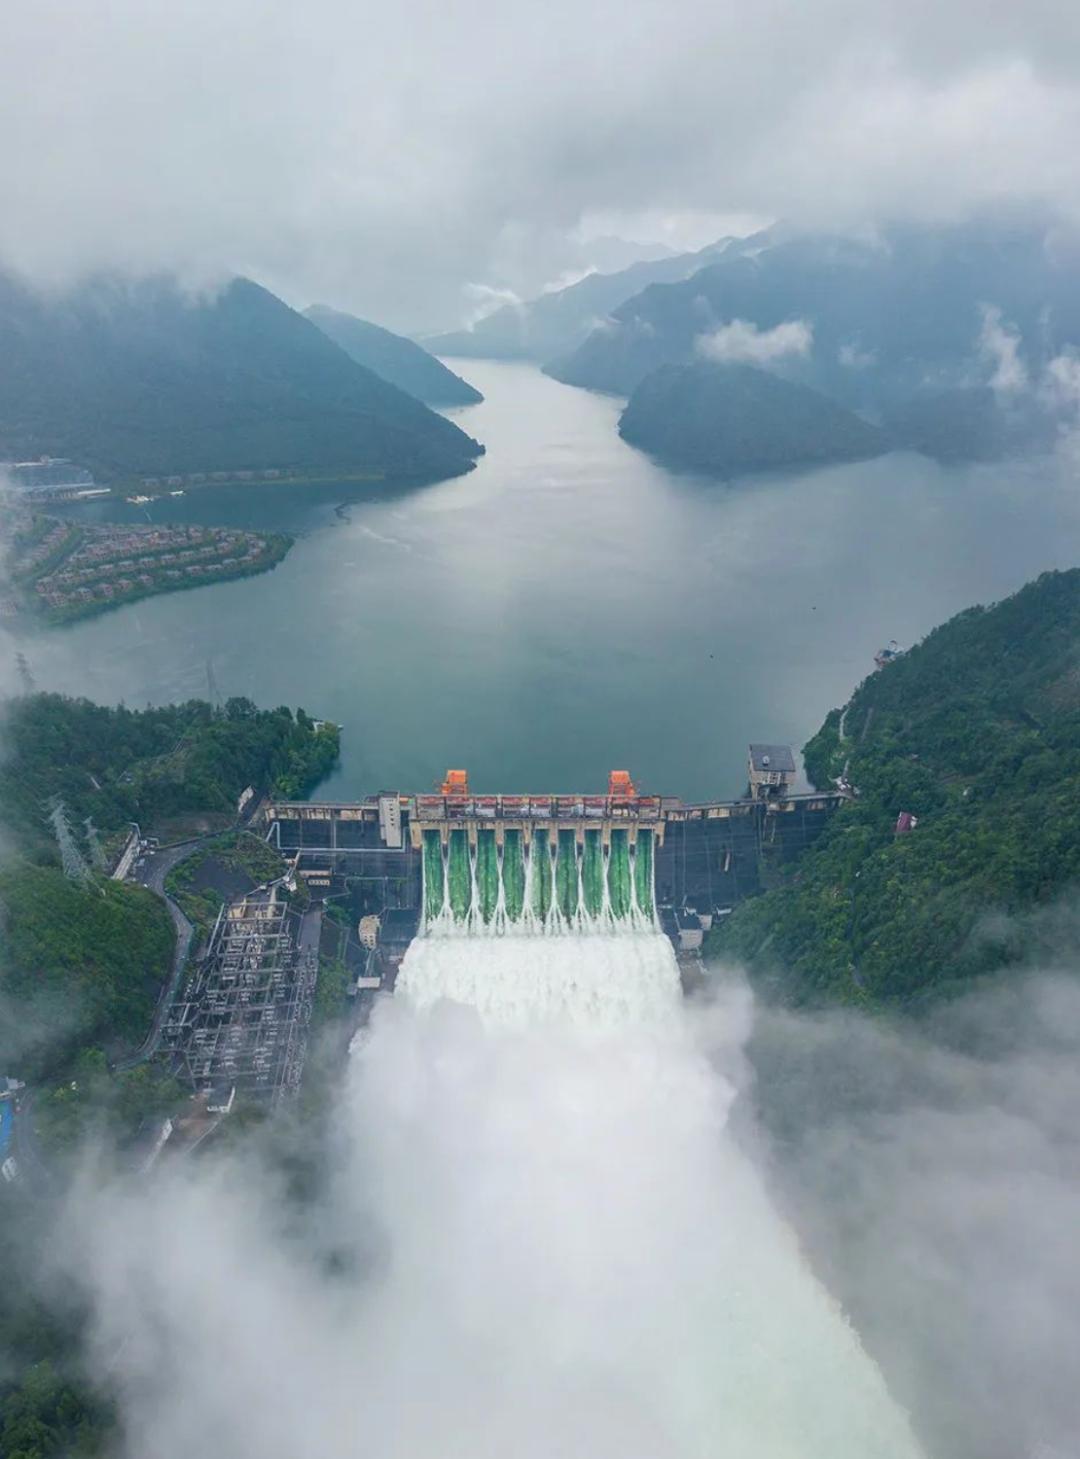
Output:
[{"xmin": 22, "ymin": 359, "xmax": 1080, "ymax": 801}]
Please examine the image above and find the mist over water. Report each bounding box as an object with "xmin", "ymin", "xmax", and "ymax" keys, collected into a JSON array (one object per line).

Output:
[
  {"xmin": 65, "ymin": 932, "xmax": 926, "ymax": 1458},
  {"xmin": 385, "ymin": 931, "xmax": 923, "ymax": 1456}
]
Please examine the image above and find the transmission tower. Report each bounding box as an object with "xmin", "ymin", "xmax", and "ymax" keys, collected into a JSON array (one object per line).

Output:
[
  {"xmin": 206, "ymin": 659, "xmax": 222, "ymax": 708},
  {"xmin": 14, "ymin": 652, "xmax": 35, "ymax": 695},
  {"xmin": 48, "ymin": 798, "xmax": 94, "ymax": 888},
  {"xmin": 84, "ymin": 817, "xmax": 108, "ymax": 872}
]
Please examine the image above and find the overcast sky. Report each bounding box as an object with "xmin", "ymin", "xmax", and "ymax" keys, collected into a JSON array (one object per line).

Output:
[{"xmin": 3, "ymin": 0, "xmax": 1080, "ymax": 331}]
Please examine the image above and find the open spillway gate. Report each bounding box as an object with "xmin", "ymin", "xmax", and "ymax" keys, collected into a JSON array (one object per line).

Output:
[
  {"xmin": 421, "ymin": 824, "xmax": 656, "ymax": 935},
  {"xmin": 416, "ymin": 769, "xmax": 657, "ymax": 936},
  {"xmin": 261, "ymin": 763, "xmax": 845, "ymax": 958}
]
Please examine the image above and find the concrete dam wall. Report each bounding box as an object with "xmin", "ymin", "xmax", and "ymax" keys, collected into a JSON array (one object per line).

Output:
[{"xmin": 261, "ymin": 762, "xmax": 843, "ymax": 958}]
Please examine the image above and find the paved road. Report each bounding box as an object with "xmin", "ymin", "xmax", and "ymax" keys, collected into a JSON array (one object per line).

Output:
[
  {"xmin": 111, "ymin": 834, "xmax": 226, "ymax": 1071},
  {"xmin": 298, "ymin": 905, "xmax": 323, "ymax": 960}
]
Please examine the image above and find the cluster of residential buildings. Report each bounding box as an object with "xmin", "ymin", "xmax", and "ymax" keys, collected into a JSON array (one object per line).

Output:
[
  {"xmin": 142, "ymin": 468, "xmax": 287, "ymax": 490},
  {"xmin": 33, "ymin": 523, "xmax": 275, "ymax": 615},
  {"xmin": 9, "ymin": 518, "xmax": 76, "ymax": 576}
]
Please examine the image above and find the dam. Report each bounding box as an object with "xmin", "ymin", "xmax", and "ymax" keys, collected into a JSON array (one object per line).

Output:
[{"xmin": 260, "ymin": 753, "xmax": 843, "ymax": 974}]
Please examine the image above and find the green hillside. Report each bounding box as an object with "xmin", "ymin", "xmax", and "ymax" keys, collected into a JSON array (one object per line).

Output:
[
  {"xmin": 618, "ymin": 361, "xmax": 886, "ymax": 476},
  {"xmin": 305, "ymin": 305, "xmax": 482, "ymax": 405},
  {"xmin": 0, "ymin": 867, "xmax": 174, "ymax": 1076},
  {"xmin": 0, "ymin": 692, "xmax": 339, "ymax": 854},
  {"xmin": 0, "ymin": 273, "xmax": 483, "ymax": 484},
  {"xmin": 708, "ymin": 570, "xmax": 1080, "ymax": 1006}
]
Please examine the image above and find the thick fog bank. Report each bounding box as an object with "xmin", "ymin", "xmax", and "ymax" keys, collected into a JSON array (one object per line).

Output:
[
  {"xmin": 745, "ymin": 970, "xmax": 1080, "ymax": 1459},
  {"xmin": 62, "ymin": 937, "xmax": 923, "ymax": 1459}
]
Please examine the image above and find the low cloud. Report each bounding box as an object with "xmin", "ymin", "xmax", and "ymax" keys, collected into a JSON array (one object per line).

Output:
[
  {"xmin": 979, "ymin": 303, "xmax": 1029, "ymax": 392},
  {"xmin": 6, "ymin": 0, "xmax": 1080, "ymax": 330},
  {"xmin": 698, "ymin": 317, "xmax": 813, "ymax": 365},
  {"xmin": 745, "ymin": 968, "xmax": 1080, "ymax": 1459},
  {"xmin": 458, "ymin": 282, "xmax": 524, "ymax": 329},
  {"xmin": 1043, "ymin": 349, "xmax": 1080, "ymax": 410},
  {"xmin": 838, "ymin": 340, "xmax": 877, "ymax": 369}
]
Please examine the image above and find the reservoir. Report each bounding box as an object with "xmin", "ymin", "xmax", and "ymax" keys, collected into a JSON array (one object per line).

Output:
[{"xmin": 25, "ymin": 359, "xmax": 1080, "ymax": 801}]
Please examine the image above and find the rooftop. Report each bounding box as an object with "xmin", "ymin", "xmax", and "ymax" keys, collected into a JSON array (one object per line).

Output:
[{"xmin": 749, "ymin": 744, "xmax": 796, "ymax": 773}]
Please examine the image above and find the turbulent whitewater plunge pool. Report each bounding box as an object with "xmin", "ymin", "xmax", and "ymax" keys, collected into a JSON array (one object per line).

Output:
[{"xmin": 351, "ymin": 929, "xmax": 926, "ymax": 1458}]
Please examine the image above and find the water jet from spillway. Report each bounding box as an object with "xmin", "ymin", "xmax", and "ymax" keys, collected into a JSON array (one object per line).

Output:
[
  {"xmin": 421, "ymin": 824, "xmax": 658, "ymax": 937},
  {"xmin": 384, "ymin": 930, "xmax": 925, "ymax": 1456}
]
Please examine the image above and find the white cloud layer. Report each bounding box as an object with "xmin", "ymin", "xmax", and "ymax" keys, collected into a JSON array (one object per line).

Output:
[
  {"xmin": 3, "ymin": 0, "xmax": 1080, "ymax": 328},
  {"xmin": 698, "ymin": 318, "xmax": 814, "ymax": 365},
  {"xmin": 979, "ymin": 304, "xmax": 1029, "ymax": 391}
]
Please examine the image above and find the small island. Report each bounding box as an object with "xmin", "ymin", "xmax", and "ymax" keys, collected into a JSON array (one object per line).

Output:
[
  {"xmin": 618, "ymin": 361, "xmax": 887, "ymax": 477},
  {"xmin": 1, "ymin": 509, "xmax": 292, "ymax": 625}
]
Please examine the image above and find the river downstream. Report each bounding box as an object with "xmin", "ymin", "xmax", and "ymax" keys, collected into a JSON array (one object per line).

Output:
[{"xmin": 22, "ymin": 359, "xmax": 1080, "ymax": 801}]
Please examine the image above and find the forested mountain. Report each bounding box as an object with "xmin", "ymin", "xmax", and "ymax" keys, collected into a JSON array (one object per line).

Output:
[
  {"xmin": 304, "ymin": 305, "xmax": 483, "ymax": 406},
  {"xmin": 0, "ymin": 692, "xmax": 340, "ymax": 855},
  {"xmin": 618, "ymin": 361, "xmax": 886, "ymax": 476},
  {"xmin": 709, "ymin": 570, "xmax": 1080, "ymax": 1006},
  {"xmin": 424, "ymin": 234, "xmax": 758, "ymax": 362},
  {"xmin": 546, "ymin": 218, "xmax": 1080, "ymax": 461},
  {"xmin": 0, "ymin": 273, "xmax": 483, "ymax": 483}
]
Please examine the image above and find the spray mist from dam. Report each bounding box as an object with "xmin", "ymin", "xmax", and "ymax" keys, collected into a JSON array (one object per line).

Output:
[{"xmin": 380, "ymin": 788, "xmax": 925, "ymax": 1455}]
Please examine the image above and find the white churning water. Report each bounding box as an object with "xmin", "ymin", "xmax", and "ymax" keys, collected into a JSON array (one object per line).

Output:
[{"xmin": 350, "ymin": 930, "xmax": 927, "ymax": 1458}]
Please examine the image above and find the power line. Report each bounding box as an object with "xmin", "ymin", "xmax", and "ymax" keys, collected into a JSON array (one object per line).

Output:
[
  {"xmin": 84, "ymin": 817, "xmax": 108, "ymax": 872},
  {"xmin": 47, "ymin": 797, "xmax": 94, "ymax": 888}
]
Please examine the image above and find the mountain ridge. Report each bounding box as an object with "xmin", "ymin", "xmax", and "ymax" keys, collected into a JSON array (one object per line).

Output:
[{"xmin": 0, "ymin": 274, "xmax": 483, "ymax": 484}]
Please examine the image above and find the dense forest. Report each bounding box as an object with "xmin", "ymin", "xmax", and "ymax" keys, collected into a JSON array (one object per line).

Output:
[
  {"xmin": 0, "ymin": 867, "xmax": 174, "ymax": 1076},
  {"xmin": 618, "ymin": 361, "xmax": 886, "ymax": 476},
  {"xmin": 708, "ymin": 569, "xmax": 1080, "ymax": 1005},
  {"xmin": 0, "ymin": 692, "xmax": 340, "ymax": 856},
  {"xmin": 0, "ymin": 273, "xmax": 483, "ymax": 484}
]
